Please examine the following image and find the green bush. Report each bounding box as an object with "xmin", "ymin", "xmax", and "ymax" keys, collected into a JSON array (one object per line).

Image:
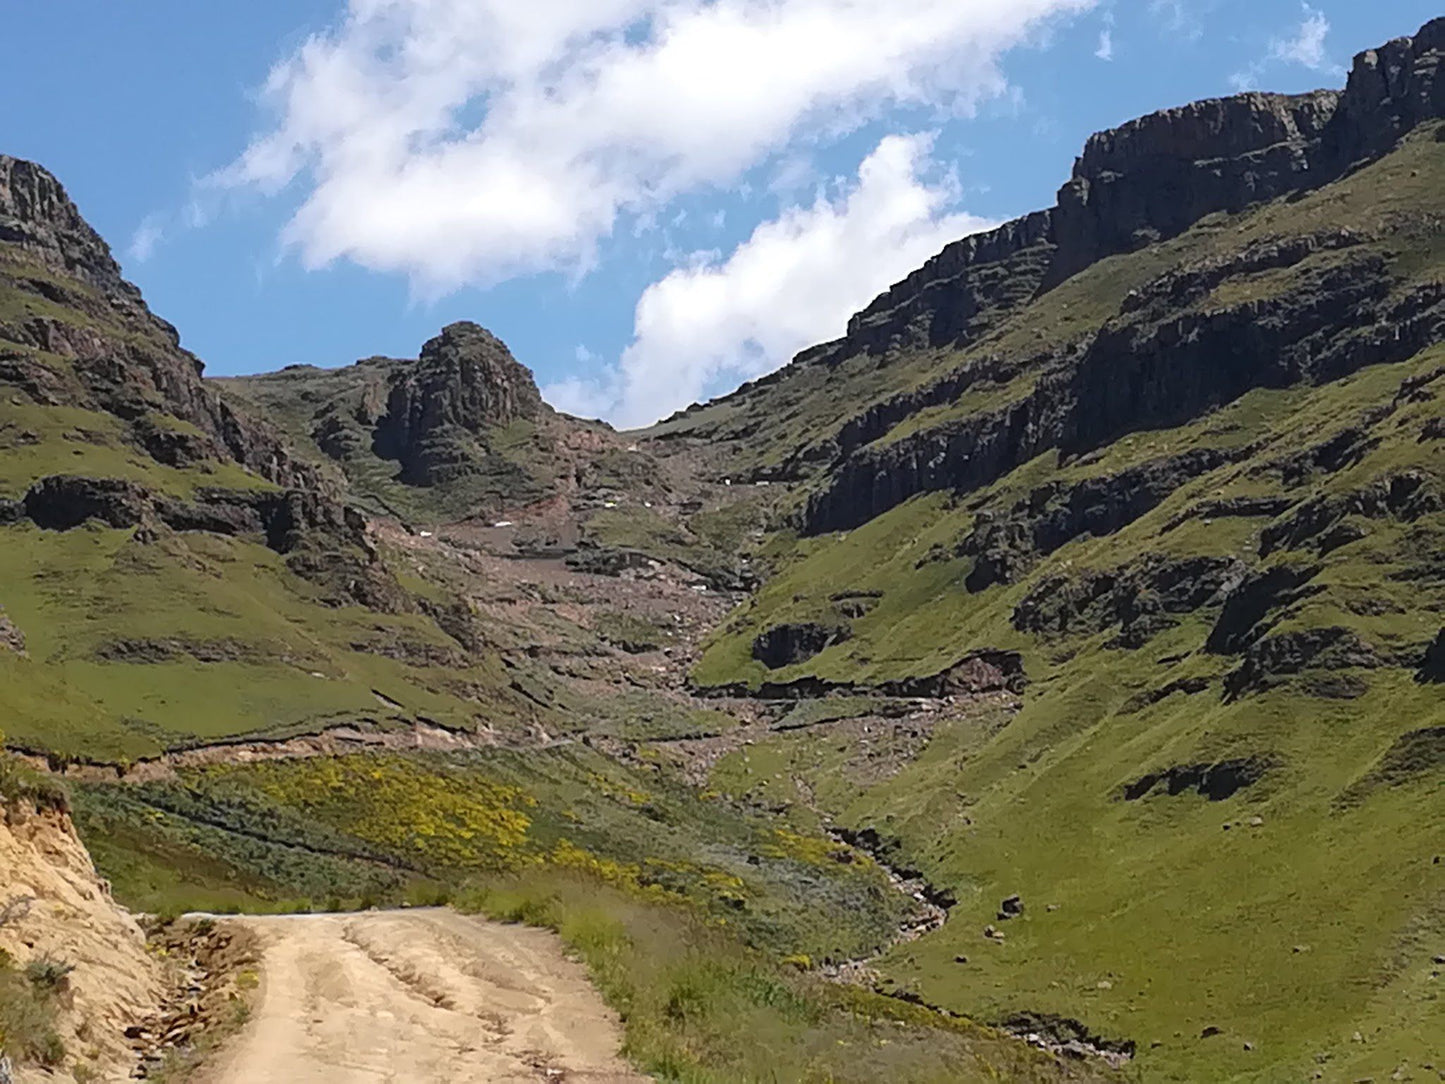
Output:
[
  {"xmin": 0, "ymin": 960, "xmax": 66, "ymax": 1068},
  {"xmin": 24, "ymin": 957, "xmax": 75, "ymax": 994}
]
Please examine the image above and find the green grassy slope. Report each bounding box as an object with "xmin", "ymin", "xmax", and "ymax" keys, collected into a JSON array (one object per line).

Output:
[
  {"xmin": 0, "ymin": 174, "xmax": 544, "ymax": 758},
  {"xmin": 688, "ymin": 131, "xmax": 1445, "ymax": 1081}
]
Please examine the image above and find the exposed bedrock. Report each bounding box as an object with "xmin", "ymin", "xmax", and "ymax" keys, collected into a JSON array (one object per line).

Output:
[
  {"xmin": 372, "ymin": 321, "xmax": 546, "ymax": 486},
  {"xmin": 802, "ymin": 271, "xmax": 1442, "ymax": 536},
  {"xmin": 15, "ymin": 475, "xmax": 367, "ymax": 555},
  {"xmin": 751, "ymin": 623, "xmax": 852, "ymax": 670},
  {"xmin": 1258, "ymin": 471, "xmax": 1443, "ymax": 556},
  {"xmin": 795, "ymin": 20, "xmax": 1445, "ymax": 536},
  {"xmin": 1122, "ymin": 757, "xmax": 1273, "ymax": 801},
  {"xmin": 1204, "ymin": 564, "xmax": 1324, "ymax": 656},
  {"xmin": 1, "ymin": 156, "xmax": 326, "ymax": 491},
  {"xmin": 1418, "ymin": 629, "xmax": 1445, "ymax": 683},
  {"xmin": 959, "ymin": 450, "xmax": 1237, "ymax": 592},
  {"xmin": 698, "ymin": 648, "xmax": 1026, "ymax": 700},
  {"xmin": 1012, "ymin": 554, "xmax": 1247, "ymax": 647},
  {"xmin": 1224, "ymin": 626, "xmax": 1383, "ymax": 701}
]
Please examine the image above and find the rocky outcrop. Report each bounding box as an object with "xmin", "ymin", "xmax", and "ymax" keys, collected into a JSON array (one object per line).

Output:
[
  {"xmin": 1012, "ymin": 555, "xmax": 1246, "ymax": 647},
  {"xmin": 1, "ymin": 156, "xmax": 324, "ymax": 492},
  {"xmin": 156, "ymin": 487, "xmax": 368, "ymax": 554},
  {"xmin": 1418, "ymin": 629, "xmax": 1445, "ymax": 683},
  {"xmin": 1224, "ymin": 626, "xmax": 1382, "ymax": 700},
  {"xmin": 1205, "ymin": 564, "xmax": 1322, "ymax": 656},
  {"xmin": 783, "ymin": 18, "xmax": 1445, "ymax": 536},
  {"xmin": 1052, "ymin": 18, "xmax": 1442, "ymax": 285},
  {"xmin": 1258, "ymin": 471, "xmax": 1442, "ymax": 556},
  {"xmin": 843, "ymin": 212, "xmax": 1056, "ymax": 357},
  {"xmin": 803, "ymin": 265, "xmax": 1442, "ymax": 536},
  {"xmin": 0, "ymin": 609, "xmax": 24, "ymax": 655},
  {"xmin": 1049, "ymin": 91, "xmax": 1341, "ymax": 285},
  {"xmin": 803, "ymin": 379, "xmax": 1068, "ymax": 535},
  {"xmin": 16, "ymin": 475, "xmax": 369, "ymax": 555},
  {"xmin": 22, "ymin": 476, "xmax": 150, "ymax": 530},
  {"xmin": 373, "ymin": 322, "xmax": 546, "ymax": 486},
  {"xmin": 751, "ymin": 623, "xmax": 851, "ymax": 669},
  {"xmin": 1122, "ymin": 757, "xmax": 1273, "ymax": 801},
  {"xmin": 960, "ymin": 450, "xmax": 1238, "ymax": 591},
  {"xmin": 701, "ymin": 648, "xmax": 1026, "ymax": 699}
]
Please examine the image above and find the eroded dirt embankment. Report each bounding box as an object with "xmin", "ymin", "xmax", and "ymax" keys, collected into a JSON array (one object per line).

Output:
[
  {"xmin": 201, "ymin": 909, "xmax": 645, "ymax": 1084},
  {"xmin": 0, "ymin": 798, "xmax": 162, "ymax": 1083}
]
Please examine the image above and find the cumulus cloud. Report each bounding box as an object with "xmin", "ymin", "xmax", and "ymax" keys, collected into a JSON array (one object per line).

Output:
[
  {"xmin": 545, "ymin": 134, "xmax": 995, "ymax": 428},
  {"xmin": 218, "ymin": 0, "xmax": 1092, "ymax": 291},
  {"xmin": 1095, "ymin": 29, "xmax": 1114, "ymax": 61},
  {"xmin": 1270, "ymin": 3, "xmax": 1331, "ymax": 70}
]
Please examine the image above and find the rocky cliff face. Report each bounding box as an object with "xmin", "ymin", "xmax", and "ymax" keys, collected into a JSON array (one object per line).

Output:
[
  {"xmin": 0, "ymin": 156, "xmax": 319, "ymax": 490},
  {"xmin": 374, "ymin": 322, "xmax": 547, "ymax": 486},
  {"xmin": 790, "ymin": 19, "xmax": 1445, "ymax": 536}
]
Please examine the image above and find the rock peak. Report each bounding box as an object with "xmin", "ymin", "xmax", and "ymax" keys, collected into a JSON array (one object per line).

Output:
[
  {"xmin": 423, "ymin": 320, "xmax": 511, "ymax": 360},
  {"xmin": 0, "ymin": 154, "xmax": 142, "ymax": 307},
  {"xmin": 373, "ymin": 323, "xmax": 546, "ymax": 485}
]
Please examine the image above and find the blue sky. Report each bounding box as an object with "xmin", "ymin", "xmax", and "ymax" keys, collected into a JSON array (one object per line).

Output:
[{"xmin": 4, "ymin": 2, "xmax": 1439, "ymax": 427}]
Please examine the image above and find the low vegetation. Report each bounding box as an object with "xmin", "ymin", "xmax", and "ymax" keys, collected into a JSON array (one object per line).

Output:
[{"xmin": 463, "ymin": 869, "xmax": 1118, "ymax": 1083}]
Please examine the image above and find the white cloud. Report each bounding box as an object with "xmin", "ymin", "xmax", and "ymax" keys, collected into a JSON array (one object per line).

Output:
[
  {"xmin": 218, "ymin": 0, "xmax": 1093, "ymax": 292},
  {"xmin": 128, "ymin": 215, "xmax": 166, "ymax": 264},
  {"xmin": 1270, "ymin": 3, "xmax": 1331, "ymax": 70},
  {"xmin": 1095, "ymin": 29, "xmax": 1114, "ymax": 61},
  {"xmin": 1230, "ymin": 3, "xmax": 1335, "ymax": 92},
  {"xmin": 545, "ymin": 134, "xmax": 995, "ymax": 428}
]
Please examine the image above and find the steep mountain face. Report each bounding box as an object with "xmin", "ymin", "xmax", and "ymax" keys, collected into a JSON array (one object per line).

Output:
[
  {"xmin": 0, "ymin": 157, "xmax": 318, "ymax": 489},
  {"xmin": 654, "ymin": 20, "xmax": 1445, "ymax": 500},
  {"xmin": 662, "ymin": 19, "xmax": 1445, "ymax": 1083},
  {"xmin": 0, "ymin": 162, "xmax": 562, "ymax": 761}
]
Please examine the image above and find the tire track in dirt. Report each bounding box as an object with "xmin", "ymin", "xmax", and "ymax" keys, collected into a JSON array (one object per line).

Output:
[{"xmin": 200, "ymin": 909, "xmax": 646, "ymax": 1084}]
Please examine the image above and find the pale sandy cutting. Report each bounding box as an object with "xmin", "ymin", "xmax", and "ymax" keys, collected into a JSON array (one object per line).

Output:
[
  {"xmin": 0, "ymin": 798, "xmax": 162, "ymax": 1084},
  {"xmin": 202, "ymin": 909, "xmax": 647, "ymax": 1084}
]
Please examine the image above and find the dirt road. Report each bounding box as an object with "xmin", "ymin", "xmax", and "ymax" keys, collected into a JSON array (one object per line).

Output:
[{"xmin": 203, "ymin": 909, "xmax": 647, "ymax": 1083}]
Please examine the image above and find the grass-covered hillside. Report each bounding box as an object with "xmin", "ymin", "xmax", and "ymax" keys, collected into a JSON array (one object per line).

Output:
[
  {"xmin": 667, "ymin": 42, "xmax": 1445, "ymax": 1084},
  {"xmin": 0, "ymin": 159, "xmax": 561, "ymax": 758}
]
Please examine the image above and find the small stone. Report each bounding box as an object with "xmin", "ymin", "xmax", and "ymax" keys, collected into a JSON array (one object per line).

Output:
[
  {"xmin": 1201, "ymin": 1025, "xmax": 1222, "ymax": 1039},
  {"xmin": 1353, "ymin": 1031, "xmax": 1365, "ymax": 1043},
  {"xmin": 998, "ymin": 894, "xmax": 1025, "ymax": 919},
  {"xmin": 1248, "ymin": 815, "xmax": 1265, "ymax": 828},
  {"xmin": 1046, "ymin": 903, "xmax": 1060, "ymax": 912},
  {"xmin": 1293, "ymin": 944, "xmax": 1310, "ymax": 954},
  {"xmin": 1433, "ymin": 954, "xmax": 1445, "ymax": 965},
  {"xmin": 1243, "ymin": 1041, "xmax": 1254, "ymax": 1051},
  {"xmin": 954, "ymin": 955, "xmax": 969, "ymax": 964},
  {"xmin": 1096, "ymin": 980, "xmax": 1113, "ymax": 990}
]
